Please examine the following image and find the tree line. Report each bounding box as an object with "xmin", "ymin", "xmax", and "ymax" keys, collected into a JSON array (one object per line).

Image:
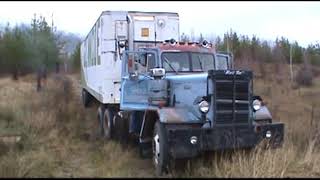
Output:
[
  {"xmin": 0, "ymin": 14, "xmax": 81, "ymax": 80},
  {"xmin": 1, "ymin": 16, "xmax": 319, "ymax": 86},
  {"xmin": 182, "ymin": 30, "xmax": 320, "ymax": 86},
  {"xmin": 182, "ymin": 30, "xmax": 320, "ymax": 66}
]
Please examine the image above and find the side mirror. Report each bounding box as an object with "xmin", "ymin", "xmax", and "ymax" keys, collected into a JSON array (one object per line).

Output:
[
  {"xmin": 128, "ymin": 59, "xmax": 139, "ymax": 81},
  {"xmin": 118, "ymin": 40, "xmax": 127, "ymax": 57}
]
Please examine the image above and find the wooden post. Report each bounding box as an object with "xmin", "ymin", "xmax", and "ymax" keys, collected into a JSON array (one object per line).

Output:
[
  {"xmin": 36, "ymin": 67, "xmax": 42, "ymax": 92},
  {"xmin": 290, "ymin": 44, "xmax": 293, "ymax": 82},
  {"xmin": 311, "ymin": 103, "xmax": 314, "ymax": 127},
  {"xmin": 226, "ymin": 30, "xmax": 230, "ymax": 53}
]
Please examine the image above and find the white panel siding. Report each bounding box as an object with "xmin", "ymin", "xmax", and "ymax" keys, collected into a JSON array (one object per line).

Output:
[{"xmin": 81, "ymin": 11, "xmax": 179, "ymax": 104}]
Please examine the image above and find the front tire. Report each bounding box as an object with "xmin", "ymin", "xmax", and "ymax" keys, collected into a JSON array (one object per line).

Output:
[{"xmin": 153, "ymin": 121, "xmax": 170, "ymax": 176}]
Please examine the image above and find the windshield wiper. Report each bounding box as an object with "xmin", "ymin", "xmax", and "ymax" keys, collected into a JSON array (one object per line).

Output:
[
  {"xmin": 197, "ymin": 56, "xmax": 204, "ymax": 71},
  {"xmin": 163, "ymin": 56, "xmax": 178, "ymax": 74}
]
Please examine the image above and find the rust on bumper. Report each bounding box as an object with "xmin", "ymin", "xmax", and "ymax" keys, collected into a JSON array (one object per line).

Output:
[{"xmin": 157, "ymin": 107, "xmax": 201, "ymax": 123}]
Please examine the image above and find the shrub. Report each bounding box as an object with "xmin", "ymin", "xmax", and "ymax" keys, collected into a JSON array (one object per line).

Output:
[{"xmin": 295, "ymin": 66, "xmax": 313, "ymax": 87}]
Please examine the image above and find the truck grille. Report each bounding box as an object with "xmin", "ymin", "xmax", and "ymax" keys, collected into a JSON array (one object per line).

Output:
[{"xmin": 209, "ymin": 70, "xmax": 252, "ymax": 125}]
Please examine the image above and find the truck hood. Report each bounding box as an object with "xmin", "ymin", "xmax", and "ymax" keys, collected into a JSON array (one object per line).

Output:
[{"xmin": 163, "ymin": 73, "xmax": 211, "ymax": 123}]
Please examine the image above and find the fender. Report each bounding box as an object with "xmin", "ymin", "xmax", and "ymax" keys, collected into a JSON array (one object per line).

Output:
[
  {"xmin": 252, "ymin": 95, "xmax": 272, "ymax": 121},
  {"xmin": 139, "ymin": 108, "xmax": 202, "ymax": 143},
  {"xmin": 254, "ymin": 105, "xmax": 272, "ymax": 120}
]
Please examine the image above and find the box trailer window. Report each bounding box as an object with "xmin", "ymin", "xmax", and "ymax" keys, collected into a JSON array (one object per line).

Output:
[
  {"xmin": 97, "ymin": 27, "xmax": 100, "ymax": 65},
  {"xmin": 88, "ymin": 36, "xmax": 91, "ymax": 67},
  {"xmin": 90, "ymin": 30, "xmax": 92, "ymax": 66},
  {"xmin": 97, "ymin": 24, "xmax": 99, "ymax": 48},
  {"xmin": 93, "ymin": 27, "xmax": 96, "ymax": 66},
  {"xmin": 97, "ymin": 56, "xmax": 101, "ymax": 65}
]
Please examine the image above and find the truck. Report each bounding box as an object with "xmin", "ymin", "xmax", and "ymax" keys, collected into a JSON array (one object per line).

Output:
[{"xmin": 80, "ymin": 10, "xmax": 285, "ymax": 176}]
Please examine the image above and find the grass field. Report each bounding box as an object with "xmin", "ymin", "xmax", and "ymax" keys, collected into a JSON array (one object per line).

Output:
[{"xmin": 0, "ymin": 64, "xmax": 320, "ymax": 177}]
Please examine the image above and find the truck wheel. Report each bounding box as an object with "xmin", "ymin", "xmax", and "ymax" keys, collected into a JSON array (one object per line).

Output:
[
  {"xmin": 102, "ymin": 108, "xmax": 114, "ymax": 140},
  {"xmin": 97, "ymin": 105, "xmax": 106, "ymax": 137},
  {"xmin": 82, "ymin": 89, "xmax": 91, "ymax": 108},
  {"xmin": 114, "ymin": 113, "xmax": 129, "ymax": 144},
  {"xmin": 153, "ymin": 121, "xmax": 170, "ymax": 176}
]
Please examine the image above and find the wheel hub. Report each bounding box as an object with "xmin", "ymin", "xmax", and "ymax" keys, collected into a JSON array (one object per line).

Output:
[{"xmin": 153, "ymin": 134, "xmax": 160, "ymax": 165}]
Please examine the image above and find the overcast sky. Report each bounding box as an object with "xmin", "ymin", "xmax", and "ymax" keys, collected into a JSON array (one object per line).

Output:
[{"xmin": 0, "ymin": 1, "xmax": 319, "ymax": 47}]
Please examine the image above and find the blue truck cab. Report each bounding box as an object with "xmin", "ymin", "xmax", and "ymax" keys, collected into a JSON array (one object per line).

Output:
[{"xmin": 118, "ymin": 40, "xmax": 284, "ymax": 175}]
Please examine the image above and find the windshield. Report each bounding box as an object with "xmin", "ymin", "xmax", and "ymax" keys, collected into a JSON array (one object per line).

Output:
[
  {"xmin": 216, "ymin": 55, "xmax": 229, "ymax": 70},
  {"xmin": 161, "ymin": 52, "xmax": 214, "ymax": 72}
]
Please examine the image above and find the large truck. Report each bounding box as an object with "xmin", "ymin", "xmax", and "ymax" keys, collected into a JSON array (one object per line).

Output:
[
  {"xmin": 80, "ymin": 11, "xmax": 179, "ymax": 105},
  {"xmin": 80, "ymin": 11, "xmax": 284, "ymax": 176}
]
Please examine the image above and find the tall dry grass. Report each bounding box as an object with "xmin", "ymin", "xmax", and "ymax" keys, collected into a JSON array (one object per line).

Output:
[
  {"xmin": 0, "ymin": 73, "xmax": 154, "ymax": 177},
  {"xmin": 0, "ymin": 63, "xmax": 320, "ymax": 177}
]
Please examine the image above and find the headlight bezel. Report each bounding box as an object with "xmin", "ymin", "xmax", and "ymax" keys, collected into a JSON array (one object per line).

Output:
[
  {"xmin": 199, "ymin": 100, "xmax": 210, "ymax": 114},
  {"xmin": 252, "ymin": 99, "xmax": 262, "ymax": 111}
]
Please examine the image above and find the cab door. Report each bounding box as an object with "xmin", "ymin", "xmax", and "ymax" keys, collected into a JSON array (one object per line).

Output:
[{"xmin": 120, "ymin": 50, "xmax": 157, "ymax": 110}]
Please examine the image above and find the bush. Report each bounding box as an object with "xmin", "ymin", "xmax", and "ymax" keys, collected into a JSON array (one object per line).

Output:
[{"xmin": 295, "ymin": 66, "xmax": 313, "ymax": 86}]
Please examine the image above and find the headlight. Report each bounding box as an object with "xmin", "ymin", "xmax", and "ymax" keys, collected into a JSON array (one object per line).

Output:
[
  {"xmin": 199, "ymin": 100, "xmax": 209, "ymax": 113},
  {"xmin": 253, "ymin": 99, "xmax": 261, "ymax": 111},
  {"xmin": 266, "ymin": 130, "xmax": 272, "ymax": 138}
]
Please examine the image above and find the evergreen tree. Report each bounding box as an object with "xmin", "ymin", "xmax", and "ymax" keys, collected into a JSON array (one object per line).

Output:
[
  {"xmin": 1, "ymin": 24, "xmax": 30, "ymax": 80},
  {"xmin": 180, "ymin": 32, "xmax": 190, "ymax": 42},
  {"xmin": 71, "ymin": 42, "xmax": 81, "ymax": 72},
  {"xmin": 198, "ymin": 33, "xmax": 204, "ymax": 42}
]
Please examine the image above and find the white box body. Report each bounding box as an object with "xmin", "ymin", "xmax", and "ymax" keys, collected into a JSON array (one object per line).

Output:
[{"xmin": 80, "ymin": 11, "xmax": 179, "ymax": 104}]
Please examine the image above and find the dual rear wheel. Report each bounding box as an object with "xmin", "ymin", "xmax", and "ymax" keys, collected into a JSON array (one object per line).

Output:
[
  {"xmin": 97, "ymin": 105, "xmax": 114, "ymax": 139},
  {"xmin": 82, "ymin": 89, "xmax": 92, "ymax": 108},
  {"xmin": 97, "ymin": 105, "xmax": 129, "ymax": 142}
]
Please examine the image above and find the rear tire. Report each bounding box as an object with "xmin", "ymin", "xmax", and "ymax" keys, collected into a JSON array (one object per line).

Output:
[
  {"xmin": 101, "ymin": 108, "xmax": 114, "ymax": 140},
  {"xmin": 97, "ymin": 105, "xmax": 106, "ymax": 138},
  {"xmin": 82, "ymin": 89, "xmax": 91, "ymax": 108}
]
